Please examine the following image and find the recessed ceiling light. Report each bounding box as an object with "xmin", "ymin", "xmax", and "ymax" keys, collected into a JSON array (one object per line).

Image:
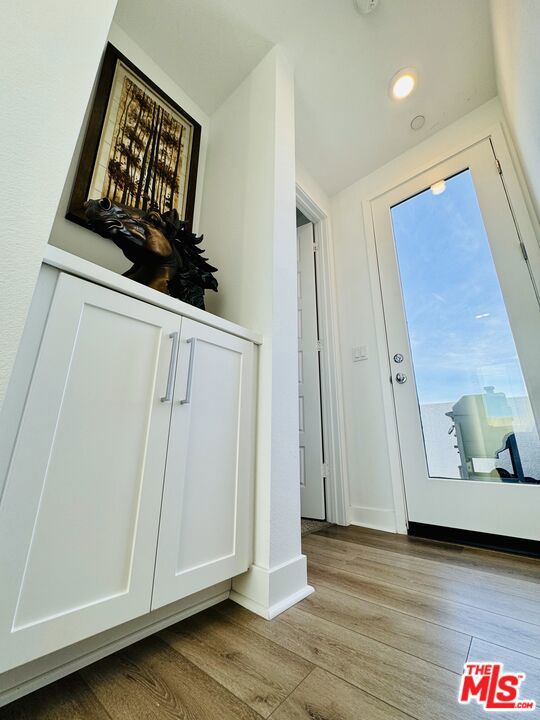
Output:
[
  {"xmin": 431, "ymin": 180, "xmax": 446, "ymax": 196},
  {"xmin": 390, "ymin": 68, "xmax": 417, "ymax": 100},
  {"xmin": 410, "ymin": 114, "xmax": 425, "ymax": 131}
]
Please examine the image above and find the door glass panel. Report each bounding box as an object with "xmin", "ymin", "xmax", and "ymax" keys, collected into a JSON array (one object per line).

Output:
[{"xmin": 390, "ymin": 169, "xmax": 540, "ymax": 483}]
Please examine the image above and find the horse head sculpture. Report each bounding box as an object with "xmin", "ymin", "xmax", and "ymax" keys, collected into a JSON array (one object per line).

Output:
[{"xmin": 84, "ymin": 198, "xmax": 218, "ymax": 310}]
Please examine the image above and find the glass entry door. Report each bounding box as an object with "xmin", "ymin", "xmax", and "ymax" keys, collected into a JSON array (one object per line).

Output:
[{"xmin": 372, "ymin": 139, "xmax": 540, "ymax": 540}]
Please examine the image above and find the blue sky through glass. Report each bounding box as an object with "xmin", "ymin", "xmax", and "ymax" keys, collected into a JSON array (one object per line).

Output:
[{"xmin": 391, "ymin": 170, "xmax": 526, "ymax": 406}]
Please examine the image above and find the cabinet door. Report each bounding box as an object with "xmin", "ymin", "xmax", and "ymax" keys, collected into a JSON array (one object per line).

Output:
[
  {"xmin": 152, "ymin": 318, "xmax": 255, "ymax": 609},
  {"xmin": 0, "ymin": 273, "xmax": 181, "ymax": 672}
]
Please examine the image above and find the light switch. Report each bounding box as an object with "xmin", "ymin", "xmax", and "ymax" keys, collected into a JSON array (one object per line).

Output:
[{"xmin": 353, "ymin": 345, "xmax": 368, "ymax": 362}]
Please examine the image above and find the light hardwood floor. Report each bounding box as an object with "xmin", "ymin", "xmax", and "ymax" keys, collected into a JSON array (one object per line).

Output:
[{"xmin": 2, "ymin": 525, "xmax": 539, "ymax": 719}]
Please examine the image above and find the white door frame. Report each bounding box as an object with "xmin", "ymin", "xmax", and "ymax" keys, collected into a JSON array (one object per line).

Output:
[
  {"xmin": 296, "ymin": 183, "xmax": 349, "ymax": 525},
  {"xmin": 363, "ymin": 121, "xmax": 540, "ymax": 534}
]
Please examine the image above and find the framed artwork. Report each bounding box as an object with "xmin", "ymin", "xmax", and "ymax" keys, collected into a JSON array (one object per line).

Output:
[{"xmin": 67, "ymin": 43, "xmax": 201, "ymax": 231}]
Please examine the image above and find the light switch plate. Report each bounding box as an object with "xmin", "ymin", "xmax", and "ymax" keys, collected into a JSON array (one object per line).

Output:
[{"xmin": 353, "ymin": 345, "xmax": 368, "ymax": 362}]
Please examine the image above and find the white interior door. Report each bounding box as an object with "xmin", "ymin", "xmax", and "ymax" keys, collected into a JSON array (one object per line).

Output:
[
  {"xmin": 0, "ymin": 273, "xmax": 180, "ymax": 672},
  {"xmin": 297, "ymin": 222, "xmax": 325, "ymax": 519},
  {"xmin": 152, "ymin": 318, "xmax": 255, "ymax": 609},
  {"xmin": 373, "ymin": 138, "xmax": 540, "ymax": 541}
]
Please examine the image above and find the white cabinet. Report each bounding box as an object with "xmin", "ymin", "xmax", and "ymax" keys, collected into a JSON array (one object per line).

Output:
[
  {"xmin": 0, "ymin": 273, "xmax": 180, "ymax": 673},
  {"xmin": 0, "ymin": 271, "xmax": 256, "ymax": 675},
  {"xmin": 152, "ymin": 319, "xmax": 255, "ymax": 608}
]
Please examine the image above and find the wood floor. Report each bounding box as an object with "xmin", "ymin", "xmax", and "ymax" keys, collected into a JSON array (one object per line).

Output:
[{"xmin": 2, "ymin": 525, "xmax": 539, "ymax": 719}]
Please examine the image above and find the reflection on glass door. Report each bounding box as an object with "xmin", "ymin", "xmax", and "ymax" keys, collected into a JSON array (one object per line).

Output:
[{"xmin": 391, "ymin": 169, "xmax": 540, "ymax": 484}]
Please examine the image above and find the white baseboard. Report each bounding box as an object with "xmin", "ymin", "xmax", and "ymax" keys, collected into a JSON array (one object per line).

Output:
[
  {"xmin": 0, "ymin": 582, "xmax": 230, "ymax": 707},
  {"xmin": 348, "ymin": 505, "xmax": 397, "ymax": 532},
  {"xmin": 230, "ymin": 554, "xmax": 313, "ymax": 619}
]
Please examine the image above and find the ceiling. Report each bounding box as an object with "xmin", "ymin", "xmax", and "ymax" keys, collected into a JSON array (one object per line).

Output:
[{"xmin": 114, "ymin": 0, "xmax": 497, "ymax": 197}]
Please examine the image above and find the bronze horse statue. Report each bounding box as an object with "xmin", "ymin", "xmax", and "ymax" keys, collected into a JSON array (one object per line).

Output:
[{"xmin": 84, "ymin": 199, "xmax": 218, "ymax": 310}]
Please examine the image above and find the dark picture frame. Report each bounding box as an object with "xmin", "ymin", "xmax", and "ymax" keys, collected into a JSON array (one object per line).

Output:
[{"xmin": 67, "ymin": 43, "xmax": 201, "ymax": 232}]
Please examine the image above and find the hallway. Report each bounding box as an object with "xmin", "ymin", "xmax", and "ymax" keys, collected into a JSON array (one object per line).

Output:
[{"xmin": 3, "ymin": 525, "xmax": 539, "ymax": 719}]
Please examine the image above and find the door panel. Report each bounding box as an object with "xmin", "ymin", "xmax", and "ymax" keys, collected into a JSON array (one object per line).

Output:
[
  {"xmin": 152, "ymin": 318, "xmax": 255, "ymax": 609},
  {"xmin": 373, "ymin": 139, "xmax": 540, "ymax": 540},
  {"xmin": 297, "ymin": 223, "xmax": 325, "ymax": 519},
  {"xmin": 0, "ymin": 274, "xmax": 180, "ymax": 672},
  {"xmin": 390, "ymin": 169, "xmax": 539, "ymax": 483}
]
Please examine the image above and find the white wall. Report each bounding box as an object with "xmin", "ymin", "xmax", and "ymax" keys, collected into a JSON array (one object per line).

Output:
[
  {"xmin": 0, "ymin": 1, "xmax": 117, "ymax": 410},
  {"xmin": 201, "ymin": 47, "xmax": 310, "ymax": 617},
  {"xmin": 331, "ymin": 98, "xmax": 511, "ymax": 532},
  {"xmin": 48, "ymin": 23, "xmax": 209, "ymax": 274},
  {"xmin": 491, "ymin": 0, "xmax": 540, "ymax": 224},
  {"xmin": 332, "ymin": 185, "xmax": 397, "ymax": 531}
]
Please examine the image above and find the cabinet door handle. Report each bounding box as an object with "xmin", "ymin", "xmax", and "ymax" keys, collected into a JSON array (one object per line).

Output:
[
  {"xmin": 160, "ymin": 332, "xmax": 180, "ymax": 403},
  {"xmin": 180, "ymin": 338, "xmax": 197, "ymax": 405}
]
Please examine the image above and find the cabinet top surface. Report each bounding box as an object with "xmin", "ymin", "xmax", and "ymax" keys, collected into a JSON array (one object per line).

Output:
[{"xmin": 43, "ymin": 245, "xmax": 262, "ymax": 345}]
